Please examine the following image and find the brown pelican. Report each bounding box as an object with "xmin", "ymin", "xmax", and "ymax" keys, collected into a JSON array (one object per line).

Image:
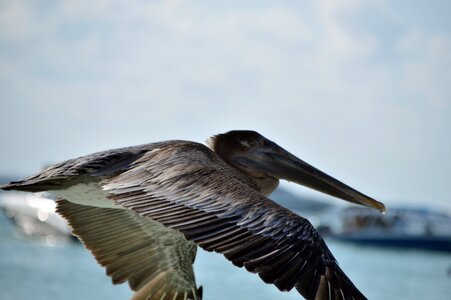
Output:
[{"xmin": 2, "ymin": 130, "xmax": 385, "ymax": 300}]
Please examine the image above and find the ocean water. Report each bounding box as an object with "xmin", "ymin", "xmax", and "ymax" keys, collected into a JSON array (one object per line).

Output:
[{"xmin": 1, "ymin": 223, "xmax": 450, "ymax": 300}]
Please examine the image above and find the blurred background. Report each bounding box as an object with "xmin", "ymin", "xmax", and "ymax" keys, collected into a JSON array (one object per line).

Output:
[{"xmin": 0, "ymin": 1, "xmax": 450, "ymax": 300}]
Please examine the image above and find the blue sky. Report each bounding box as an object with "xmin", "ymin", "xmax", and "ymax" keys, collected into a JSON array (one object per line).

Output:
[{"xmin": 1, "ymin": 0, "xmax": 450, "ymax": 210}]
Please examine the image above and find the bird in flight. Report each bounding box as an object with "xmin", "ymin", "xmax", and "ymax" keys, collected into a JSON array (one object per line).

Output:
[{"xmin": 2, "ymin": 130, "xmax": 385, "ymax": 300}]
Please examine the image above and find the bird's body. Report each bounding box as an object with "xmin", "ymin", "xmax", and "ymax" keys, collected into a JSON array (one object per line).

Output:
[{"xmin": 2, "ymin": 131, "xmax": 385, "ymax": 300}]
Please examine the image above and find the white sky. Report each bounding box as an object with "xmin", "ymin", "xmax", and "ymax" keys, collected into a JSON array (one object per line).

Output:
[{"xmin": 1, "ymin": 0, "xmax": 450, "ymax": 210}]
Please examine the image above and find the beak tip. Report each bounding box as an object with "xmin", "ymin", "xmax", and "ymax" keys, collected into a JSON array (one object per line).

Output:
[{"xmin": 375, "ymin": 201, "xmax": 386, "ymax": 214}]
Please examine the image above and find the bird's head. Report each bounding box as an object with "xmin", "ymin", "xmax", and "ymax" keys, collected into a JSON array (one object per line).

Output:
[{"xmin": 207, "ymin": 130, "xmax": 385, "ymax": 213}]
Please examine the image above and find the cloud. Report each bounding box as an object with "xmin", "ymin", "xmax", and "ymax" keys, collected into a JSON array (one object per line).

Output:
[{"xmin": 0, "ymin": 0, "xmax": 32, "ymax": 41}]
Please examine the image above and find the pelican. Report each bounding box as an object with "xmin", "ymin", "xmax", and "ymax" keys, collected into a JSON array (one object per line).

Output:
[{"xmin": 2, "ymin": 130, "xmax": 385, "ymax": 300}]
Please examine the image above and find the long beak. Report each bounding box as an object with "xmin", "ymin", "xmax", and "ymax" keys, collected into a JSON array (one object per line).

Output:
[{"xmin": 234, "ymin": 146, "xmax": 386, "ymax": 213}]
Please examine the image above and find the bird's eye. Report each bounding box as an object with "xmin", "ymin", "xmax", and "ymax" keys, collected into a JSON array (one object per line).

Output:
[{"xmin": 239, "ymin": 140, "xmax": 251, "ymax": 148}]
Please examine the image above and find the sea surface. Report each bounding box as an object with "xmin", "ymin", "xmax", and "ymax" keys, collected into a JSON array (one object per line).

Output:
[{"xmin": 0, "ymin": 215, "xmax": 450, "ymax": 300}]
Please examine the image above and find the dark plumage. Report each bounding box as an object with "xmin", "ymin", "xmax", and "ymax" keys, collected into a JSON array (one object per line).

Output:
[{"xmin": 2, "ymin": 130, "xmax": 385, "ymax": 300}]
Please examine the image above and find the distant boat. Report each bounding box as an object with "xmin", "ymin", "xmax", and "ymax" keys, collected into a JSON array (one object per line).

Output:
[
  {"xmin": 0, "ymin": 192, "xmax": 72, "ymax": 244},
  {"xmin": 327, "ymin": 206, "xmax": 451, "ymax": 252}
]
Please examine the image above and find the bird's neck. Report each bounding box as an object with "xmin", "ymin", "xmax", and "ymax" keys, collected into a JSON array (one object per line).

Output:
[
  {"xmin": 250, "ymin": 175, "xmax": 279, "ymax": 196},
  {"xmin": 219, "ymin": 159, "xmax": 280, "ymax": 197},
  {"xmin": 226, "ymin": 166, "xmax": 280, "ymax": 197}
]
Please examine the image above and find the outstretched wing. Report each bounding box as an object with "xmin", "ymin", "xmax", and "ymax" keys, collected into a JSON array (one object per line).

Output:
[
  {"xmin": 102, "ymin": 142, "xmax": 366, "ymax": 300},
  {"xmin": 56, "ymin": 199, "xmax": 202, "ymax": 300}
]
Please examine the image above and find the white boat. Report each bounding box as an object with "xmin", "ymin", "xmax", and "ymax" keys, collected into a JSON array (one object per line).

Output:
[
  {"xmin": 0, "ymin": 192, "xmax": 72, "ymax": 244},
  {"xmin": 327, "ymin": 206, "xmax": 451, "ymax": 252}
]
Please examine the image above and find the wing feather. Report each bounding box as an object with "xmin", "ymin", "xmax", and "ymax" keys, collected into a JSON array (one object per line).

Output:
[
  {"xmin": 100, "ymin": 142, "xmax": 366, "ymax": 300},
  {"xmin": 56, "ymin": 200, "xmax": 202, "ymax": 300}
]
